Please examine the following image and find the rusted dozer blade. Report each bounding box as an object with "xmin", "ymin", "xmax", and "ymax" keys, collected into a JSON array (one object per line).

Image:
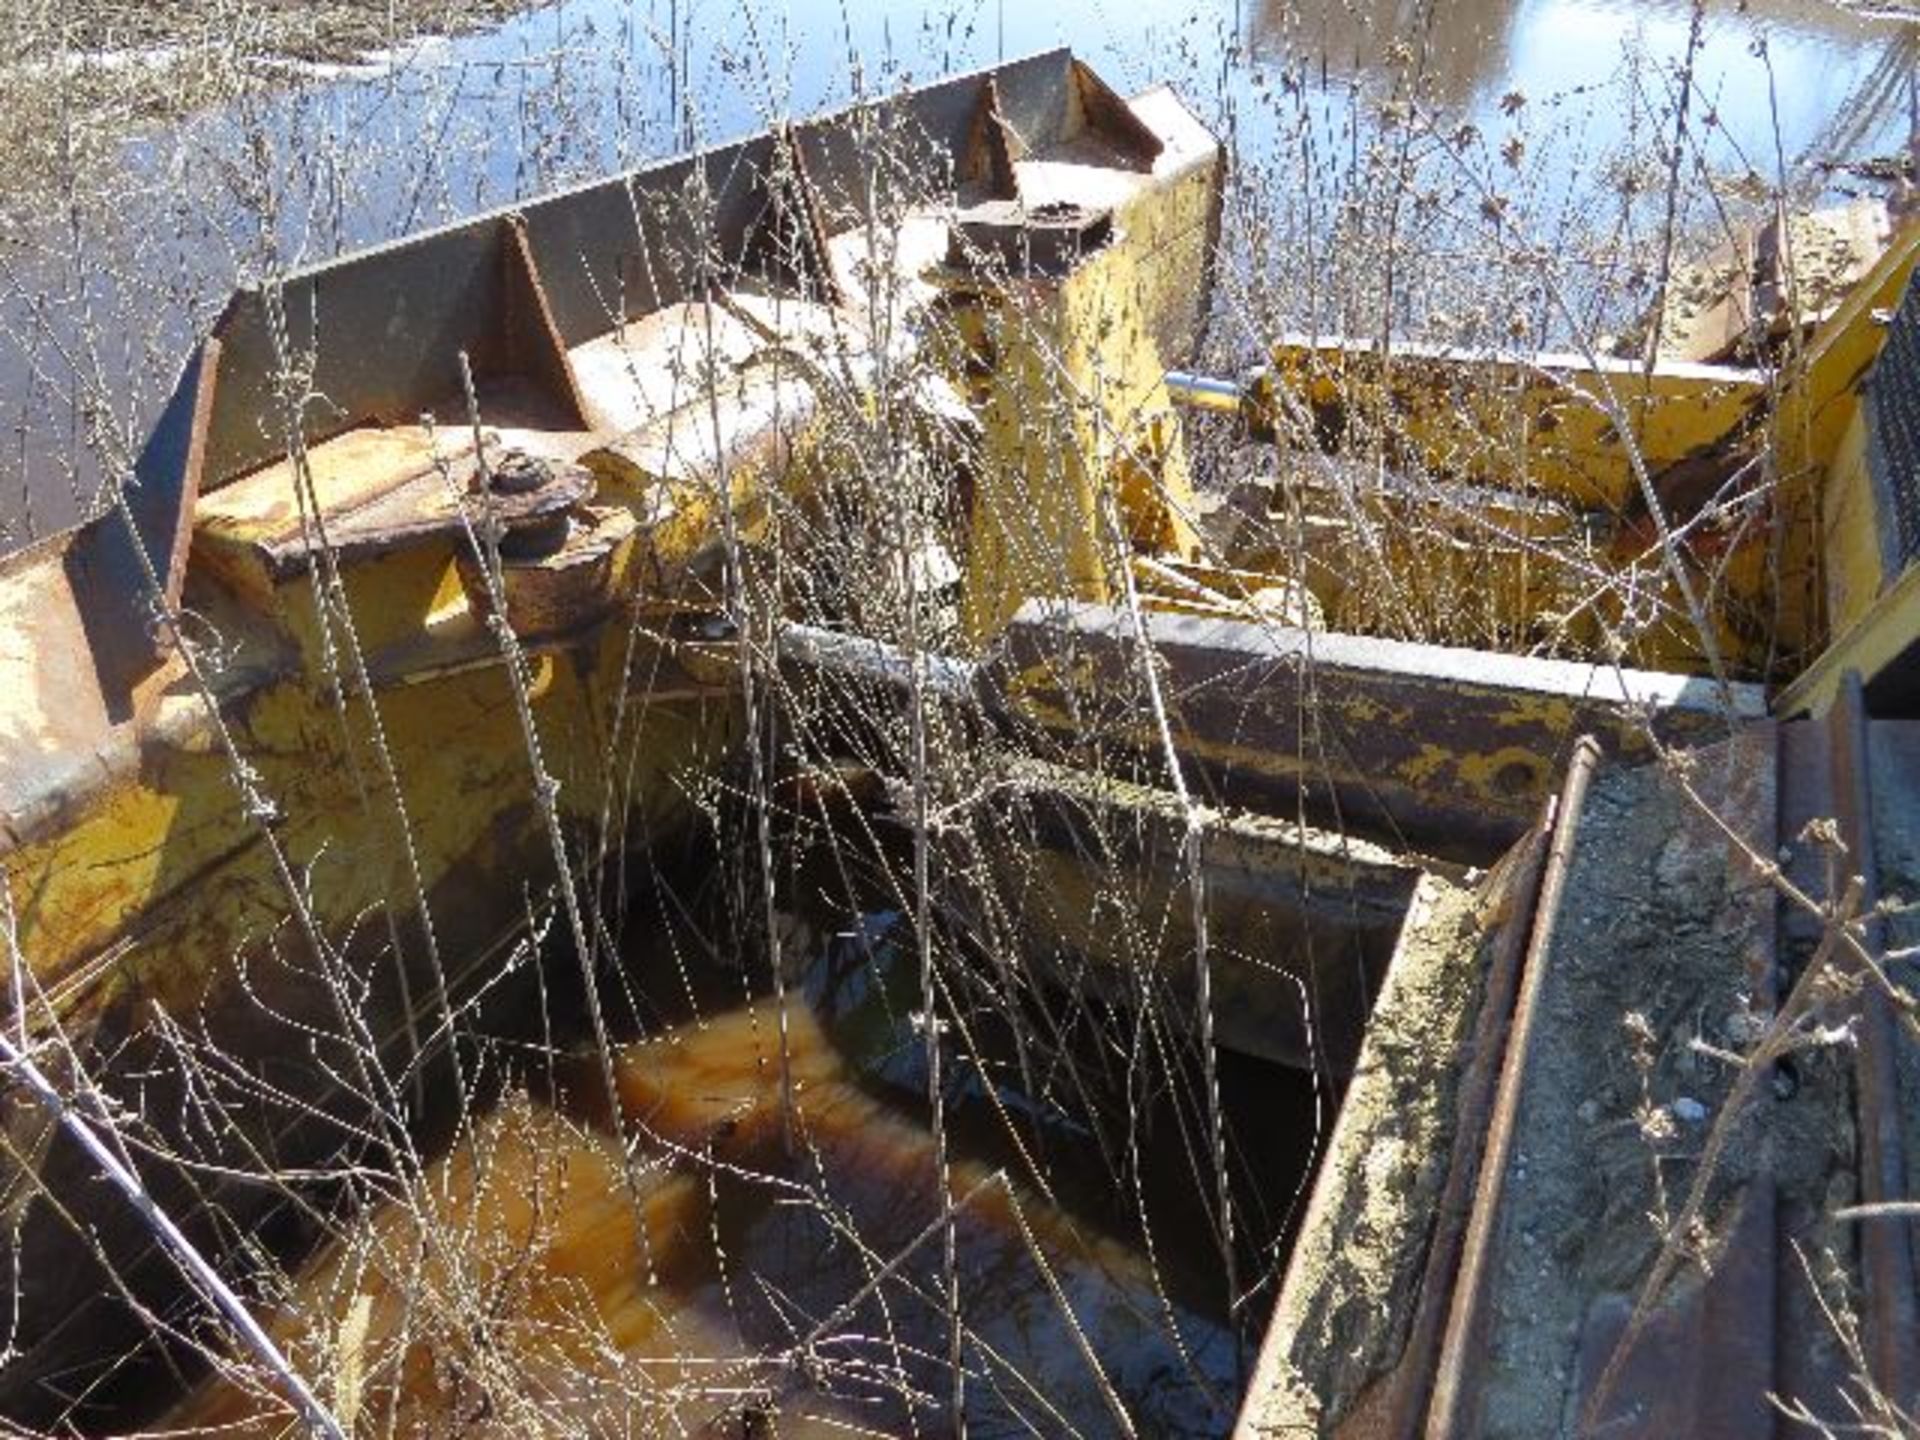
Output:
[
  {"xmin": 23, "ymin": 46, "xmax": 1178, "ymax": 705},
  {"xmin": 991, "ymin": 601, "xmax": 1765, "ymax": 862},
  {"xmin": 197, "ymin": 48, "xmax": 1165, "ymax": 489}
]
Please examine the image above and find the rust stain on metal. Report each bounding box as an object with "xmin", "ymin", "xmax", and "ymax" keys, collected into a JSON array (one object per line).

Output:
[
  {"xmin": 1570, "ymin": 1183, "xmax": 1779, "ymax": 1439},
  {"xmin": 1828, "ymin": 671, "xmax": 1920, "ymax": 1417}
]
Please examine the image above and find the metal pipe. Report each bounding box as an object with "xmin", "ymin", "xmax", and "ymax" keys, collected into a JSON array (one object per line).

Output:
[
  {"xmin": 1163, "ymin": 369, "xmax": 1247, "ymax": 415},
  {"xmin": 775, "ymin": 621, "xmax": 980, "ymax": 704},
  {"xmin": 1381, "ymin": 808, "xmax": 1555, "ymax": 1440},
  {"xmin": 1426, "ymin": 735, "xmax": 1603, "ymax": 1439}
]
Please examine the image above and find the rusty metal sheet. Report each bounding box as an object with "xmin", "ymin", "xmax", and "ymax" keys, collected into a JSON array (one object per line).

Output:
[
  {"xmin": 1423, "ymin": 738, "xmax": 1600, "ymax": 1438},
  {"xmin": 789, "ymin": 48, "xmax": 1077, "ymax": 228},
  {"xmin": 207, "ymin": 220, "xmax": 510, "ymax": 485},
  {"xmin": 60, "ymin": 339, "xmax": 218, "ymax": 715},
  {"xmin": 1375, "ymin": 810, "xmax": 1554, "ymax": 1439},
  {"xmin": 963, "ymin": 75, "xmax": 1023, "ymax": 200},
  {"xmin": 518, "ymin": 139, "xmax": 778, "ymax": 343},
  {"xmin": 1571, "ymin": 1182, "xmax": 1778, "ymax": 1440},
  {"xmin": 1828, "ymin": 675, "xmax": 1920, "ymax": 1418},
  {"xmin": 203, "ymin": 50, "xmax": 1101, "ymax": 491},
  {"xmin": 1001, "ymin": 756, "xmax": 1420, "ymax": 1071}
]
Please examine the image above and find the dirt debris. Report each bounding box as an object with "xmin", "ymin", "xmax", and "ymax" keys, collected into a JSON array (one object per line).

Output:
[
  {"xmin": 1479, "ymin": 737, "xmax": 1856, "ymax": 1437},
  {"xmin": 1641, "ymin": 199, "xmax": 1893, "ymax": 363}
]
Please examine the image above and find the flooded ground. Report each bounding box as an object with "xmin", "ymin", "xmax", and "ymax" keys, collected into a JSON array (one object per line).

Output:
[{"xmin": 0, "ymin": 0, "xmax": 1911, "ymax": 544}]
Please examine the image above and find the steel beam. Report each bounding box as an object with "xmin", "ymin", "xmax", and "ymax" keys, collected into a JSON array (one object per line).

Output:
[{"xmin": 994, "ymin": 601, "xmax": 1765, "ymax": 860}]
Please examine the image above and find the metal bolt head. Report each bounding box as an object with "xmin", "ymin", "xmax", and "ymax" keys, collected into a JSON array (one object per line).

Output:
[{"xmin": 489, "ymin": 448, "xmax": 554, "ymax": 495}]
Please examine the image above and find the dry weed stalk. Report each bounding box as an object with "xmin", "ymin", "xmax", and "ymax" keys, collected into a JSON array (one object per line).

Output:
[{"xmin": 1, "ymin": 2, "xmax": 1917, "ymax": 1435}]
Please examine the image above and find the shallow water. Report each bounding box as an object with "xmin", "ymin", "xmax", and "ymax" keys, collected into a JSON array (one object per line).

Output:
[
  {"xmin": 0, "ymin": 0, "xmax": 1910, "ymax": 539},
  {"xmin": 164, "ymin": 998, "xmax": 1251, "ymax": 1436}
]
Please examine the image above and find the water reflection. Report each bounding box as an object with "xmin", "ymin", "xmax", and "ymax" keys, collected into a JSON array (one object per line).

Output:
[
  {"xmin": 1252, "ymin": 0, "xmax": 1517, "ymax": 108},
  {"xmin": 1250, "ymin": 0, "xmax": 1911, "ymax": 146},
  {"xmin": 0, "ymin": 0, "xmax": 1912, "ymax": 545}
]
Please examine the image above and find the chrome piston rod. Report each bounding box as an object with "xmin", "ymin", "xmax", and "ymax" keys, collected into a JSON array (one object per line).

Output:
[{"xmin": 1163, "ymin": 369, "xmax": 1248, "ymax": 415}]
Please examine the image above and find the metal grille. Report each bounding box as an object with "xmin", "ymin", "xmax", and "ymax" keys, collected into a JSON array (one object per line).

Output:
[{"xmin": 1867, "ymin": 269, "xmax": 1920, "ymax": 572}]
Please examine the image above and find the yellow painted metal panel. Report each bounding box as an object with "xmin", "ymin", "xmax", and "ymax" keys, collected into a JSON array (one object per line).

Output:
[
  {"xmin": 1821, "ymin": 405, "xmax": 1884, "ymax": 640},
  {"xmin": 1771, "ymin": 223, "xmax": 1920, "ymax": 661},
  {"xmin": 1261, "ymin": 337, "xmax": 1764, "ymax": 513}
]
